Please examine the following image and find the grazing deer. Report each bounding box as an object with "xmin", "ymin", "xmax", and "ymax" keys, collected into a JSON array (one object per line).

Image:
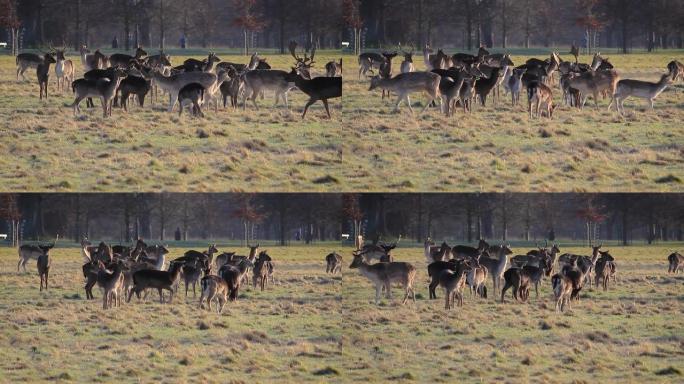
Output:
[
  {"xmin": 16, "ymin": 52, "xmax": 44, "ymax": 80},
  {"xmin": 608, "ymin": 73, "xmax": 673, "ymax": 115},
  {"xmin": 289, "ymin": 41, "xmax": 316, "ymax": 80},
  {"xmin": 349, "ymin": 253, "xmax": 416, "ymax": 305},
  {"xmin": 71, "ymin": 68, "xmax": 127, "ymax": 117},
  {"xmin": 150, "ymin": 69, "xmax": 218, "ymax": 112},
  {"xmin": 325, "ymin": 252, "xmax": 343, "ymax": 274},
  {"xmin": 97, "ymin": 261, "xmax": 126, "ymax": 309},
  {"xmin": 439, "ymin": 260, "xmax": 472, "ymax": 310},
  {"xmin": 527, "ymin": 81, "xmax": 555, "ymax": 118},
  {"xmin": 127, "ymin": 261, "xmax": 184, "ymax": 304},
  {"xmin": 325, "ymin": 58, "xmax": 343, "ymax": 77},
  {"xmin": 466, "ymin": 264, "xmax": 488, "ymax": 298},
  {"xmin": 551, "ymin": 273, "xmax": 573, "ymax": 312},
  {"xmin": 36, "ymin": 53, "xmax": 56, "ymax": 100},
  {"xmin": 54, "ymin": 49, "xmax": 74, "ymax": 92},
  {"xmin": 358, "ymin": 52, "xmax": 386, "ymax": 79},
  {"xmin": 18, "ymin": 243, "xmax": 54, "ymax": 272},
  {"xmin": 285, "ymin": 68, "xmax": 342, "ymax": 119},
  {"xmin": 36, "ymin": 247, "xmax": 52, "ymax": 291},
  {"xmin": 199, "ymin": 275, "xmax": 229, "ymax": 313},
  {"xmin": 668, "ymin": 251, "xmax": 683, "ymax": 273},
  {"xmin": 177, "ymin": 82, "xmax": 205, "ymax": 117},
  {"xmin": 369, "ymin": 71, "xmax": 441, "ymax": 114},
  {"xmin": 477, "ymin": 244, "xmax": 513, "ymax": 295},
  {"xmin": 109, "ymin": 46, "xmax": 148, "ymax": 68},
  {"xmin": 400, "ymin": 51, "xmax": 415, "ymax": 73}
]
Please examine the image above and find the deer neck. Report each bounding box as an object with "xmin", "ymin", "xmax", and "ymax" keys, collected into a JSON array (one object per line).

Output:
[{"xmin": 496, "ymin": 251, "xmax": 509, "ymax": 271}]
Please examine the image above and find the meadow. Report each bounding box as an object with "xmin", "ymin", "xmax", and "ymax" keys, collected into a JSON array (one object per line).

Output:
[
  {"xmin": 0, "ymin": 49, "xmax": 343, "ymax": 192},
  {"xmin": 342, "ymin": 244, "xmax": 684, "ymax": 383},
  {"xmin": 0, "ymin": 244, "xmax": 343, "ymax": 383},
  {"xmin": 341, "ymin": 50, "xmax": 684, "ymax": 192}
]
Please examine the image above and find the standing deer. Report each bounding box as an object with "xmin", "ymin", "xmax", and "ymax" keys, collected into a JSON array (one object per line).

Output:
[
  {"xmin": 16, "ymin": 52, "xmax": 44, "ymax": 80},
  {"xmin": 177, "ymin": 83, "xmax": 206, "ymax": 117},
  {"xmin": 36, "ymin": 53, "xmax": 56, "ymax": 100},
  {"xmin": 18, "ymin": 243, "xmax": 54, "ymax": 272},
  {"xmin": 127, "ymin": 262, "xmax": 184, "ymax": 304},
  {"xmin": 325, "ymin": 59, "xmax": 342, "ymax": 77},
  {"xmin": 608, "ymin": 73, "xmax": 673, "ymax": 115},
  {"xmin": 109, "ymin": 46, "xmax": 148, "ymax": 68},
  {"xmin": 37, "ymin": 246, "xmax": 52, "ymax": 291},
  {"xmin": 289, "ymin": 41, "xmax": 316, "ymax": 80},
  {"xmin": 527, "ymin": 81, "xmax": 555, "ymax": 118},
  {"xmin": 668, "ymin": 251, "xmax": 683, "ymax": 273},
  {"xmin": 439, "ymin": 260, "xmax": 472, "ymax": 309},
  {"xmin": 400, "ymin": 51, "xmax": 415, "ymax": 73},
  {"xmin": 54, "ymin": 48, "xmax": 74, "ymax": 92},
  {"xmin": 97, "ymin": 261, "xmax": 126, "ymax": 309},
  {"xmin": 286, "ymin": 68, "xmax": 342, "ymax": 119},
  {"xmin": 478, "ymin": 244, "xmax": 513, "ymax": 295},
  {"xmin": 551, "ymin": 273, "xmax": 573, "ymax": 312},
  {"xmin": 369, "ymin": 71, "xmax": 441, "ymax": 114},
  {"xmin": 325, "ymin": 252, "xmax": 343, "ymax": 274},
  {"xmin": 349, "ymin": 253, "xmax": 416, "ymax": 305},
  {"xmin": 358, "ymin": 52, "xmax": 385, "ymax": 79},
  {"xmin": 70, "ymin": 68, "xmax": 128, "ymax": 117}
]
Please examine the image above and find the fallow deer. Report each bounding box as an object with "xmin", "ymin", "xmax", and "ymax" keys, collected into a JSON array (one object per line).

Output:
[
  {"xmin": 54, "ymin": 48, "xmax": 74, "ymax": 92},
  {"xmin": 325, "ymin": 252, "xmax": 343, "ymax": 274},
  {"xmin": 369, "ymin": 71, "xmax": 441, "ymax": 114},
  {"xmin": 109, "ymin": 46, "xmax": 148, "ymax": 68},
  {"xmin": 37, "ymin": 247, "xmax": 52, "ymax": 291},
  {"xmin": 349, "ymin": 253, "xmax": 416, "ymax": 305},
  {"xmin": 16, "ymin": 52, "xmax": 44, "ymax": 80},
  {"xmin": 127, "ymin": 261, "xmax": 184, "ymax": 304},
  {"xmin": 668, "ymin": 251, "xmax": 683, "ymax": 273},
  {"xmin": 36, "ymin": 53, "xmax": 56, "ymax": 100},
  {"xmin": 439, "ymin": 260, "xmax": 472, "ymax": 309},
  {"xmin": 551, "ymin": 273, "xmax": 573, "ymax": 312},
  {"xmin": 608, "ymin": 73, "xmax": 673, "ymax": 115},
  {"xmin": 326, "ymin": 58, "xmax": 343, "ymax": 77},
  {"xmin": 527, "ymin": 81, "xmax": 555, "ymax": 118},
  {"xmin": 285, "ymin": 68, "xmax": 342, "ymax": 119}
]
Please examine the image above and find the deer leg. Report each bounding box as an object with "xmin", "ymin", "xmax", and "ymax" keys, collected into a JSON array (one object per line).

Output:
[
  {"xmin": 322, "ymin": 99, "xmax": 331, "ymax": 119},
  {"xmin": 158, "ymin": 288, "xmax": 164, "ymax": 303},
  {"xmin": 405, "ymin": 95, "xmax": 414, "ymax": 114},
  {"xmin": 302, "ymin": 98, "xmax": 315, "ymax": 119},
  {"xmin": 374, "ymin": 284, "xmax": 382, "ymax": 304}
]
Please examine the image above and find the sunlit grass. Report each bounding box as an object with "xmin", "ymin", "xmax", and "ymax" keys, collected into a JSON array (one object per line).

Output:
[
  {"xmin": 0, "ymin": 244, "xmax": 343, "ymax": 383},
  {"xmin": 340, "ymin": 52, "xmax": 684, "ymax": 192},
  {"xmin": 0, "ymin": 52, "xmax": 344, "ymax": 192}
]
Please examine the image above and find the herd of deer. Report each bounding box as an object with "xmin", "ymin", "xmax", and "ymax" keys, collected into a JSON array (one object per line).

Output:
[
  {"xmin": 17, "ymin": 236, "xmax": 682, "ymax": 314},
  {"xmin": 14, "ymin": 41, "xmax": 342, "ymax": 119},
  {"xmin": 359, "ymin": 45, "xmax": 683, "ymax": 117},
  {"xmin": 347, "ymin": 238, "xmax": 625, "ymax": 312},
  {"xmin": 18, "ymin": 238, "xmax": 274, "ymax": 313}
]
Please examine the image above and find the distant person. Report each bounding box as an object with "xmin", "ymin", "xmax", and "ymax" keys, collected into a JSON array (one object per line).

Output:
[
  {"xmin": 179, "ymin": 34, "xmax": 187, "ymax": 49},
  {"xmin": 548, "ymin": 229, "xmax": 555, "ymax": 241},
  {"xmin": 112, "ymin": 36, "xmax": 118, "ymax": 49},
  {"xmin": 295, "ymin": 231, "xmax": 300, "ymax": 241},
  {"xmin": 174, "ymin": 227, "xmax": 181, "ymax": 241}
]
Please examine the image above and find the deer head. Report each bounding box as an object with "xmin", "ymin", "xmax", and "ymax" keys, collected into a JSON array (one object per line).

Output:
[{"xmin": 289, "ymin": 41, "xmax": 315, "ymax": 79}]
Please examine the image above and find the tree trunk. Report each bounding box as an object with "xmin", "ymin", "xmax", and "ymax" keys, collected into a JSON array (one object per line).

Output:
[
  {"xmin": 159, "ymin": 0, "xmax": 165, "ymax": 50},
  {"xmin": 501, "ymin": 0, "xmax": 507, "ymax": 48},
  {"xmin": 524, "ymin": 0, "xmax": 530, "ymax": 48},
  {"xmin": 466, "ymin": 0, "xmax": 473, "ymax": 50},
  {"xmin": 159, "ymin": 194, "xmax": 165, "ymax": 241}
]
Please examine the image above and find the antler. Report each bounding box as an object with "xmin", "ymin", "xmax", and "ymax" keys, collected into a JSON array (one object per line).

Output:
[{"xmin": 288, "ymin": 41, "xmax": 301, "ymax": 63}]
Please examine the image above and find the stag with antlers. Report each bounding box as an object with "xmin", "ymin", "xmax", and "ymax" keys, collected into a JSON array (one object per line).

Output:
[{"xmin": 289, "ymin": 41, "xmax": 316, "ymax": 79}]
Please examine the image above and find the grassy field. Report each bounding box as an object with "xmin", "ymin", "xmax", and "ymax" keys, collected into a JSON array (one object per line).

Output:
[
  {"xmin": 0, "ymin": 50, "xmax": 344, "ymax": 192},
  {"xmin": 341, "ymin": 51, "xmax": 684, "ymax": 192},
  {"xmin": 342, "ymin": 244, "xmax": 684, "ymax": 383},
  {"xmin": 0, "ymin": 245, "xmax": 343, "ymax": 383}
]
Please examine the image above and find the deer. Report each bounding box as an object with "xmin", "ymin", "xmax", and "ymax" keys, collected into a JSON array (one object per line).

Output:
[
  {"xmin": 466, "ymin": 263, "xmax": 488, "ymax": 298},
  {"xmin": 608, "ymin": 73, "xmax": 673, "ymax": 115},
  {"xmin": 118, "ymin": 72, "xmax": 151, "ymax": 111},
  {"xmin": 426, "ymin": 242, "xmax": 452, "ymax": 263},
  {"xmin": 220, "ymin": 67, "xmax": 244, "ymax": 109},
  {"xmin": 355, "ymin": 240, "xmax": 398, "ymax": 263},
  {"xmin": 285, "ymin": 68, "xmax": 342, "ymax": 119},
  {"xmin": 566, "ymin": 69, "xmax": 620, "ymax": 109},
  {"xmin": 668, "ymin": 251, "xmax": 683, "ymax": 273},
  {"xmin": 179, "ymin": 244, "xmax": 219, "ymax": 266},
  {"xmin": 97, "ymin": 260, "xmax": 126, "ymax": 309},
  {"xmin": 215, "ymin": 244, "xmax": 255, "ymax": 270},
  {"xmin": 507, "ymin": 68, "xmax": 526, "ymax": 106},
  {"xmin": 241, "ymin": 69, "xmax": 295, "ymax": 109},
  {"xmin": 253, "ymin": 251, "xmax": 272, "ymax": 291},
  {"xmin": 289, "ymin": 41, "xmax": 316, "ymax": 79},
  {"xmin": 79, "ymin": 46, "xmax": 107, "ymax": 72},
  {"xmin": 521, "ymin": 262, "xmax": 550, "ymax": 299},
  {"xmin": 127, "ymin": 261, "xmax": 184, "ymax": 304},
  {"xmin": 527, "ymin": 81, "xmax": 555, "ymax": 118},
  {"xmin": 218, "ymin": 257, "xmax": 254, "ymax": 302},
  {"xmin": 83, "ymin": 259, "xmax": 102, "ymax": 300},
  {"xmin": 424, "ymin": 45, "xmax": 451, "ymax": 70},
  {"xmin": 439, "ymin": 260, "xmax": 473, "ymax": 309},
  {"xmin": 593, "ymin": 251, "xmax": 615, "ymax": 291},
  {"xmin": 475, "ymin": 66, "xmax": 500, "ymax": 106},
  {"xmin": 54, "ymin": 48, "xmax": 74, "ymax": 92},
  {"xmin": 198, "ymin": 275, "xmax": 229, "ymax": 313},
  {"xmin": 177, "ymin": 82, "xmax": 205, "ymax": 117},
  {"xmin": 109, "ymin": 46, "xmax": 148, "ymax": 68},
  {"xmin": 570, "ymin": 43, "xmax": 580, "ymax": 64},
  {"xmin": 325, "ymin": 252, "xmax": 343, "ymax": 274},
  {"xmin": 150, "ymin": 69, "xmax": 217, "ymax": 112},
  {"xmin": 590, "ymin": 52, "xmax": 609, "ymax": 71},
  {"xmin": 36, "ymin": 53, "xmax": 56, "ymax": 100},
  {"xmin": 16, "ymin": 52, "xmax": 44, "ymax": 81},
  {"xmin": 70, "ymin": 67, "xmax": 127, "ymax": 117},
  {"xmin": 358, "ymin": 52, "xmax": 386, "ymax": 79},
  {"xmin": 182, "ymin": 259, "xmax": 211, "ymax": 298},
  {"xmin": 216, "ymin": 52, "xmax": 260, "ymax": 73},
  {"xmin": 435, "ymin": 69, "xmax": 467, "ymax": 116},
  {"xmin": 36, "ymin": 246, "xmax": 52, "ymax": 291},
  {"xmin": 501, "ymin": 267, "xmax": 531, "ymax": 303},
  {"xmin": 667, "ymin": 60, "xmax": 684, "ymax": 82},
  {"xmin": 477, "ymin": 244, "xmax": 513, "ymax": 295},
  {"xmin": 551, "ymin": 273, "xmax": 573, "ymax": 312},
  {"xmin": 349, "ymin": 252, "xmax": 416, "ymax": 305},
  {"xmin": 18, "ymin": 242, "xmax": 55, "ymax": 273},
  {"xmin": 427, "ymin": 259, "xmax": 461, "ymax": 300},
  {"xmin": 326, "ymin": 58, "xmax": 343, "ymax": 77},
  {"xmin": 400, "ymin": 51, "xmax": 415, "ymax": 73},
  {"xmin": 369, "ymin": 71, "xmax": 441, "ymax": 114}
]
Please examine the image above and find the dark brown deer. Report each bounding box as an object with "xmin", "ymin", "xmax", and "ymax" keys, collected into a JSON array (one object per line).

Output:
[
  {"xmin": 109, "ymin": 46, "xmax": 148, "ymax": 68},
  {"xmin": 37, "ymin": 246, "xmax": 52, "ymax": 291},
  {"xmin": 253, "ymin": 251, "xmax": 272, "ymax": 291},
  {"xmin": 289, "ymin": 41, "xmax": 316, "ymax": 80},
  {"xmin": 177, "ymin": 82, "xmax": 205, "ymax": 117},
  {"xmin": 326, "ymin": 58, "xmax": 342, "ymax": 77},
  {"xmin": 286, "ymin": 68, "xmax": 342, "ymax": 119},
  {"xmin": 37, "ymin": 53, "xmax": 56, "ymax": 99},
  {"xmin": 127, "ymin": 262, "xmax": 184, "ymax": 304},
  {"xmin": 325, "ymin": 252, "xmax": 343, "ymax": 274}
]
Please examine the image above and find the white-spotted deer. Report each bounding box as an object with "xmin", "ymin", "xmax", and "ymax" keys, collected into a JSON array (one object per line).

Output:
[
  {"xmin": 608, "ymin": 73, "xmax": 673, "ymax": 115},
  {"xmin": 349, "ymin": 252, "xmax": 416, "ymax": 305},
  {"xmin": 369, "ymin": 71, "xmax": 441, "ymax": 114}
]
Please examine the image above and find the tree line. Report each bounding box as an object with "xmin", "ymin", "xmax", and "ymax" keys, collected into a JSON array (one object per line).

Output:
[
  {"xmin": 348, "ymin": 0, "xmax": 684, "ymax": 53},
  {"xmin": 2, "ymin": 0, "xmax": 343, "ymax": 54}
]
